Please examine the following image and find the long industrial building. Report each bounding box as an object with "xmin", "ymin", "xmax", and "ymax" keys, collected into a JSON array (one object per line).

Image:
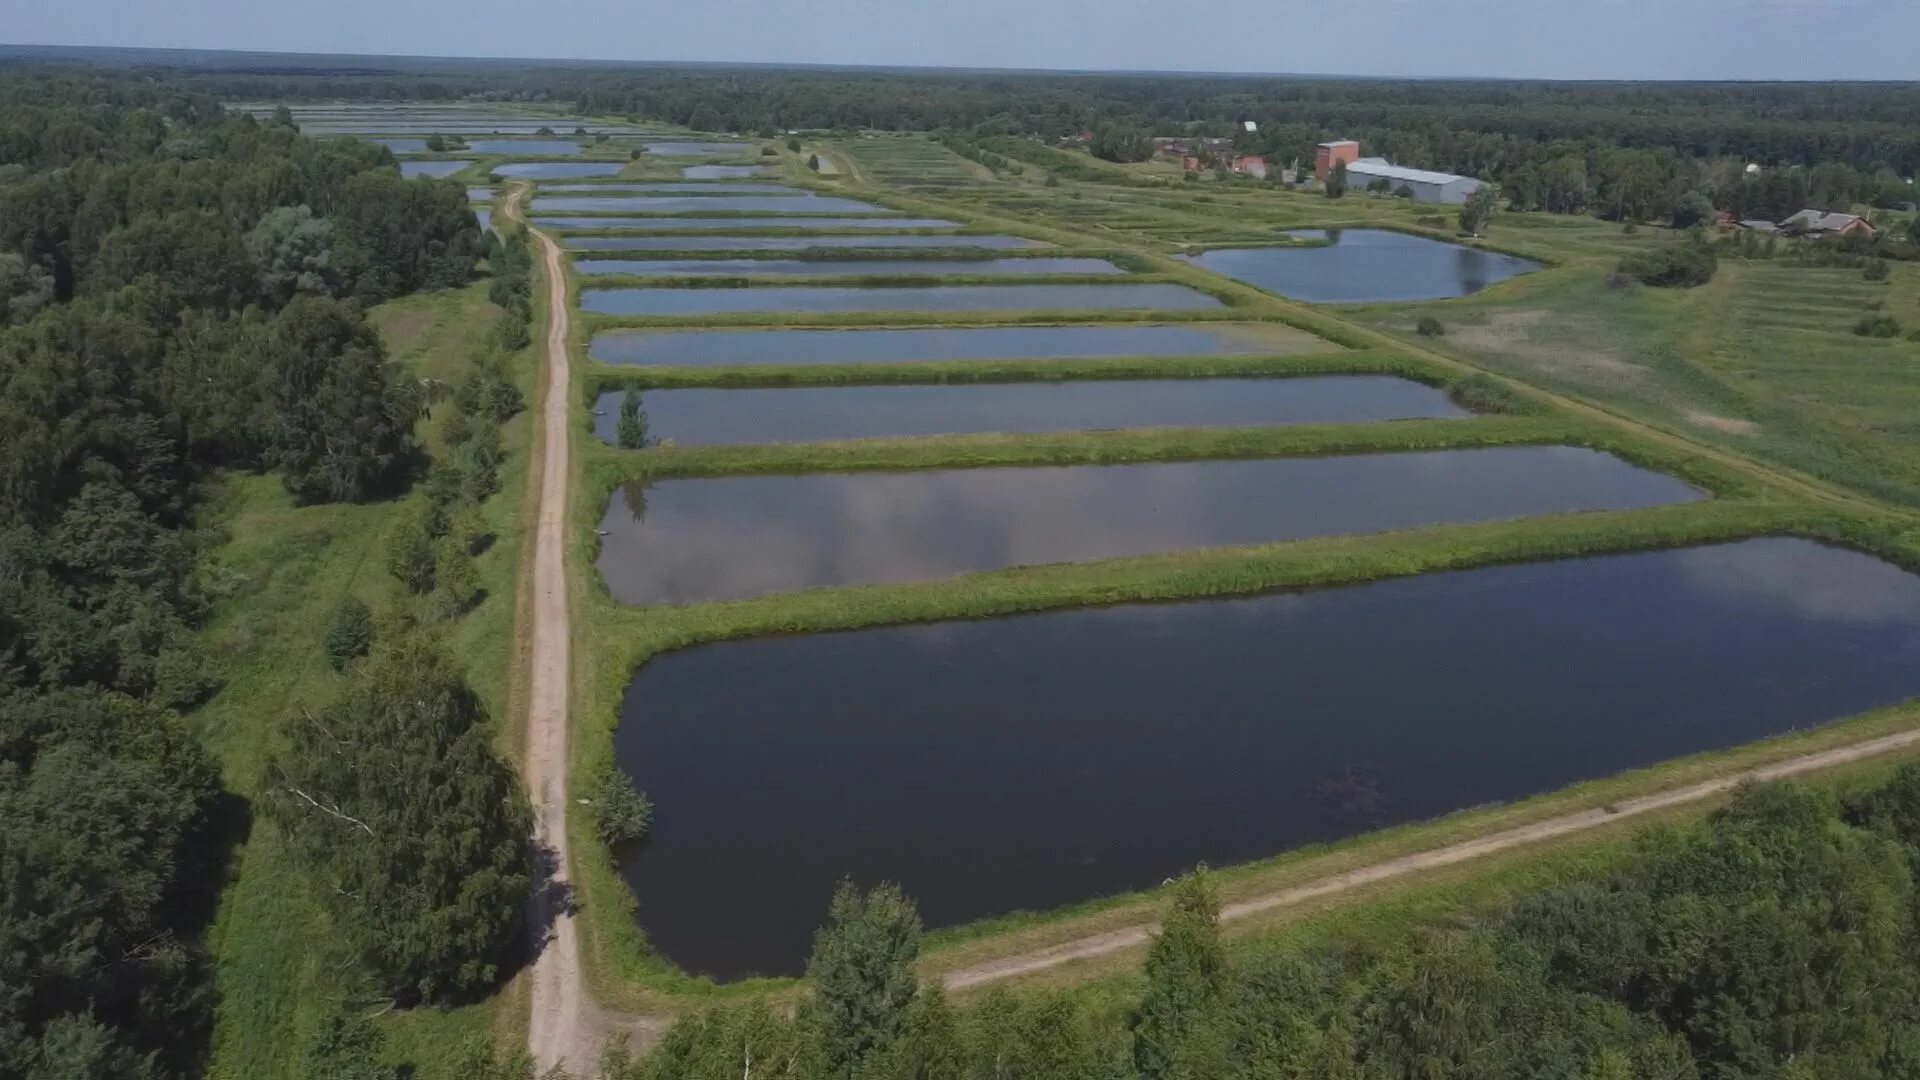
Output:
[{"xmin": 1344, "ymin": 157, "xmax": 1483, "ymax": 205}]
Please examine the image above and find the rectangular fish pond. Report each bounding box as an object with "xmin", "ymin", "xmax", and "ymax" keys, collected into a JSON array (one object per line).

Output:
[
  {"xmin": 399, "ymin": 160, "xmax": 471, "ymax": 179},
  {"xmin": 1183, "ymin": 229, "xmax": 1540, "ymax": 303},
  {"xmin": 613, "ymin": 537, "xmax": 1920, "ymax": 979},
  {"xmin": 595, "ymin": 446, "xmax": 1702, "ymax": 605},
  {"xmin": 540, "ymin": 182, "xmax": 806, "ymax": 195},
  {"xmin": 534, "ymin": 216, "xmax": 957, "ymax": 232},
  {"xmin": 573, "ymin": 257, "xmax": 1122, "ymax": 278},
  {"xmin": 683, "ymin": 165, "xmax": 771, "ymax": 178},
  {"xmin": 530, "ymin": 195, "xmax": 889, "ymax": 214},
  {"xmin": 493, "ymin": 162, "xmax": 626, "ymax": 179},
  {"xmin": 579, "ymin": 283, "xmax": 1220, "ymax": 316},
  {"xmin": 564, "ymin": 235, "xmax": 1044, "ymax": 253},
  {"xmin": 588, "ymin": 324, "xmax": 1323, "ymax": 365},
  {"xmin": 591, "ymin": 376, "xmax": 1469, "ymax": 445}
]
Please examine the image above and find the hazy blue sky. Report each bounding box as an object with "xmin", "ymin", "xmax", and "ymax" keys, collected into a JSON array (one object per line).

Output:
[{"xmin": 10, "ymin": 0, "xmax": 1918, "ymax": 81}]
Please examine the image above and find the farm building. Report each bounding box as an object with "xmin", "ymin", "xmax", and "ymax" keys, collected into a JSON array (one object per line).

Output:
[
  {"xmin": 1230, "ymin": 155, "xmax": 1269, "ymax": 179},
  {"xmin": 1780, "ymin": 209, "xmax": 1876, "ymax": 238},
  {"xmin": 1344, "ymin": 158, "xmax": 1483, "ymax": 205},
  {"xmin": 1314, "ymin": 140, "xmax": 1359, "ymax": 181}
]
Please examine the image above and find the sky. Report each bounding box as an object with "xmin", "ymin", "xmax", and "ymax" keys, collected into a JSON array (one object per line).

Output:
[{"xmin": 8, "ymin": 0, "xmax": 1918, "ymax": 81}]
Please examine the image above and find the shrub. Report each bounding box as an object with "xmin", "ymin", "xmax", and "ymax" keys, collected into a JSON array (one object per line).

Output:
[
  {"xmin": 786, "ymin": 135, "xmax": 802, "ymax": 152},
  {"xmin": 1864, "ymin": 258, "xmax": 1891, "ymax": 281},
  {"xmin": 1622, "ymin": 222, "xmax": 1639, "ymax": 235},
  {"xmin": 1854, "ymin": 314, "xmax": 1902, "ymax": 338},
  {"xmin": 589, "ymin": 765, "xmax": 653, "ymax": 847},
  {"xmin": 387, "ymin": 510, "xmax": 438, "ymax": 594},
  {"xmin": 1416, "ymin": 316, "xmax": 1445, "ymax": 337},
  {"xmin": 324, "ymin": 597, "xmax": 374, "ymax": 670},
  {"xmin": 1617, "ymin": 243, "xmax": 1717, "ymax": 288}
]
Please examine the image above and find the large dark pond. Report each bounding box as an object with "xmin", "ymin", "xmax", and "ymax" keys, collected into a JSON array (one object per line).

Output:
[
  {"xmin": 614, "ymin": 537, "xmax": 1920, "ymax": 979},
  {"xmin": 565, "ymin": 235, "xmax": 1044, "ymax": 252},
  {"xmin": 591, "ymin": 376, "xmax": 1467, "ymax": 445},
  {"xmin": 399, "ymin": 160, "xmax": 471, "ymax": 179},
  {"xmin": 595, "ymin": 447, "xmax": 1700, "ymax": 605},
  {"xmin": 493, "ymin": 162, "xmax": 625, "ymax": 179},
  {"xmin": 573, "ymin": 257, "xmax": 1122, "ymax": 278},
  {"xmin": 1184, "ymin": 229, "xmax": 1540, "ymax": 303},
  {"xmin": 375, "ymin": 138, "xmax": 429, "ymax": 153},
  {"xmin": 580, "ymin": 283, "xmax": 1219, "ymax": 316},
  {"xmin": 531, "ymin": 195, "xmax": 887, "ymax": 214},
  {"xmin": 465, "ymin": 186, "xmax": 495, "ymax": 202},
  {"xmin": 589, "ymin": 324, "xmax": 1309, "ymax": 366},
  {"xmin": 534, "ymin": 216, "xmax": 957, "ymax": 231},
  {"xmin": 683, "ymin": 165, "xmax": 771, "ymax": 178}
]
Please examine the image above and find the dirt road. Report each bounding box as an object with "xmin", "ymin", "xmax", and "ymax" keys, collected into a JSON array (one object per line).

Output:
[
  {"xmin": 938, "ymin": 726, "xmax": 1920, "ymax": 989},
  {"xmin": 516, "ymin": 191, "xmax": 597, "ymax": 1074}
]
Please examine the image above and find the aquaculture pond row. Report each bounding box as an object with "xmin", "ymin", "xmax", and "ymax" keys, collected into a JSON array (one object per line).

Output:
[
  {"xmin": 566, "ymin": 234, "xmax": 1044, "ymax": 252},
  {"xmin": 579, "ymin": 283, "xmax": 1219, "ymax": 316},
  {"xmin": 572, "ymin": 257, "xmax": 1123, "ymax": 278},
  {"xmin": 617, "ymin": 538, "xmax": 1920, "ymax": 979},
  {"xmin": 595, "ymin": 447, "xmax": 1701, "ymax": 605},
  {"xmin": 587, "ymin": 324, "xmax": 1317, "ymax": 364},
  {"xmin": 531, "ymin": 194, "xmax": 888, "ymax": 214},
  {"xmin": 591, "ymin": 376, "xmax": 1468, "ymax": 445}
]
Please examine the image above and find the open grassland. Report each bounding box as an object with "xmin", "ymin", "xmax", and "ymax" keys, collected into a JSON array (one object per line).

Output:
[
  {"xmin": 533, "ymin": 134, "xmax": 1920, "ymax": 1018},
  {"xmin": 195, "ymin": 281, "xmax": 537, "ymax": 1079}
]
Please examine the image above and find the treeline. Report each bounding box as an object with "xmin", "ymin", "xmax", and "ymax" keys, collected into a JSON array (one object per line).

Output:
[
  {"xmin": 0, "ymin": 72, "xmax": 496, "ymax": 1076},
  {"xmin": 474, "ymin": 768, "xmax": 1920, "ymax": 1080},
  {"xmin": 167, "ymin": 64, "xmax": 1920, "ymax": 179}
]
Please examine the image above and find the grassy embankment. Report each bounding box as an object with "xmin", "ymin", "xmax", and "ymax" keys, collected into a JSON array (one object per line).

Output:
[
  {"xmin": 525, "ymin": 136, "xmax": 1920, "ymax": 1014},
  {"xmin": 194, "ymin": 279, "xmax": 540, "ymax": 1079}
]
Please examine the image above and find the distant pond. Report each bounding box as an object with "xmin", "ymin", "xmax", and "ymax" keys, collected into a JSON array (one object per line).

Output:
[
  {"xmin": 588, "ymin": 324, "xmax": 1313, "ymax": 366},
  {"xmin": 564, "ymin": 235, "xmax": 1043, "ymax": 253},
  {"xmin": 595, "ymin": 447, "xmax": 1700, "ymax": 605},
  {"xmin": 683, "ymin": 165, "xmax": 771, "ymax": 179},
  {"xmin": 492, "ymin": 162, "xmax": 624, "ymax": 179},
  {"xmin": 1184, "ymin": 229, "xmax": 1539, "ymax": 303},
  {"xmin": 615, "ymin": 538, "xmax": 1920, "ymax": 979},
  {"xmin": 399, "ymin": 160, "xmax": 470, "ymax": 179},
  {"xmin": 571, "ymin": 257, "xmax": 1121, "ymax": 278}
]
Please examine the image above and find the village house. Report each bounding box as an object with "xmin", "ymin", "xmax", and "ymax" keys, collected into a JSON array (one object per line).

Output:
[{"xmin": 1780, "ymin": 209, "xmax": 1876, "ymax": 238}]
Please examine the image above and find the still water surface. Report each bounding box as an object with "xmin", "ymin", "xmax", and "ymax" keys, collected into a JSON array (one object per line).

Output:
[
  {"xmin": 683, "ymin": 165, "xmax": 771, "ymax": 178},
  {"xmin": 534, "ymin": 216, "xmax": 956, "ymax": 231},
  {"xmin": 531, "ymin": 195, "xmax": 888, "ymax": 214},
  {"xmin": 589, "ymin": 324, "xmax": 1298, "ymax": 365},
  {"xmin": 1184, "ymin": 229, "xmax": 1540, "ymax": 303},
  {"xmin": 399, "ymin": 160, "xmax": 470, "ymax": 179},
  {"xmin": 573, "ymin": 257, "xmax": 1120, "ymax": 278},
  {"xmin": 590, "ymin": 376, "xmax": 1467, "ymax": 445},
  {"xmin": 580, "ymin": 283, "xmax": 1218, "ymax": 316},
  {"xmin": 565, "ymin": 235, "xmax": 1042, "ymax": 252},
  {"xmin": 615, "ymin": 537, "xmax": 1920, "ymax": 978},
  {"xmin": 492, "ymin": 162, "xmax": 625, "ymax": 179},
  {"xmin": 595, "ymin": 447, "xmax": 1700, "ymax": 605}
]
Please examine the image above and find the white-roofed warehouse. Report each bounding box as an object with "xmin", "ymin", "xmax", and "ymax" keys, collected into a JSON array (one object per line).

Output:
[{"xmin": 1346, "ymin": 157, "xmax": 1483, "ymax": 205}]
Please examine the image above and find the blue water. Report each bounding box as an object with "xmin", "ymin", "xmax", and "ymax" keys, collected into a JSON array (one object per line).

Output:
[
  {"xmin": 589, "ymin": 325, "xmax": 1289, "ymax": 366},
  {"xmin": 1185, "ymin": 229, "xmax": 1540, "ymax": 303},
  {"xmin": 530, "ymin": 195, "xmax": 889, "ymax": 214},
  {"xmin": 571, "ymin": 257, "xmax": 1122, "ymax": 277},
  {"xmin": 400, "ymin": 160, "xmax": 471, "ymax": 179},
  {"xmin": 492, "ymin": 162, "xmax": 625, "ymax": 179},
  {"xmin": 579, "ymin": 283, "xmax": 1221, "ymax": 316},
  {"xmin": 565, "ymin": 235, "xmax": 1044, "ymax": 252},
  {"xmin": 535, "ymin": 216, "xmax": 957, "ymax": 231}
]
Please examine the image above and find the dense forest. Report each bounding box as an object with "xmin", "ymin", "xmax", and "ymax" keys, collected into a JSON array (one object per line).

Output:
[{"xmin": 0, "ymin": 73, "xmax": 529, "ymax": 1078}]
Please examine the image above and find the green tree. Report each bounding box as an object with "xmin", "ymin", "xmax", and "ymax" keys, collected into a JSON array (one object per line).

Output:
[
  {"xmin": 0, "ymin": 251, "xmax": 54, "ymax": 325},
  {"xmin": 1459, "ymin": 183, "xmax": 1500, "ymax": 236},
  {"xmin": 387, "ymin": 510, "xmax": 438, "ymax": 593},
  {"xmin": 247, "ymin": 205, "xmax": 339, "ymax": 304},
  {"xmin": 324, "ymin": 596, "xmax": 375, "ymax": 670},
  {"xmin": 432, "ymin": 540, "xmax": 479, "ymax": 618},
  {"xmin": 589, "ymin": 764, "xmax": 654, "ymax": 848},
  {"xmin": 807, "ymin": 881, "xmax": 923, "ymax": 1077},
  {"xmin": 1325, "ymin": 159, "xmax": 1348, "ymax": 199},
  {"xmin": 270, "ymin": 296, "xmax": 421, "ymax": 503},
  {"xmin": 1133, "ymin": 868, "xmax": 1227, "ymax": 1080},
  {"xmin": 1089, "ymin": 124, "xmax": 1152, "ymax": 163},
  {"xmin": 854, "ymin": 988, "xmax": 965, "ymax": 1080},
  {"xmin": 787, "ymin": 135, "xmax": 803, "ymax": 152},
  {"xmin": 266, "ymin": 637, "xmax": 533, "ymax": 1004},
  {"xmin": 1671, "ymin": 190, "xmax": 1716, "ymax": 229},
  {"xmin": 616, "ymin": 389, "xmax": 649, "ymax": 449}
]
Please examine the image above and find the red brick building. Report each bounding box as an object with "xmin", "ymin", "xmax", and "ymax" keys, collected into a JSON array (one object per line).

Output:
[{"xmin": 1314, "ymin": 140, "xmax": 1359, "ymax": 182}]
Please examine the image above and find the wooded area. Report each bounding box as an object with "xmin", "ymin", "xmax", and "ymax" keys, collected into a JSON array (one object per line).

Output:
[{"xmin": 0, "ymin": 73, "xmax": 525, "ymax": 1078}]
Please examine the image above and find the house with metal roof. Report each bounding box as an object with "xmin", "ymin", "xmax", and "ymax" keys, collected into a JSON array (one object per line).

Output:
[
  {"xmin": 1780, "ymin": 209, "xmax": 1876, "ymax": 238},
  {"xmin": 1343, "ymin": 157, "xmax": 1484, "ymax": 205}
]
